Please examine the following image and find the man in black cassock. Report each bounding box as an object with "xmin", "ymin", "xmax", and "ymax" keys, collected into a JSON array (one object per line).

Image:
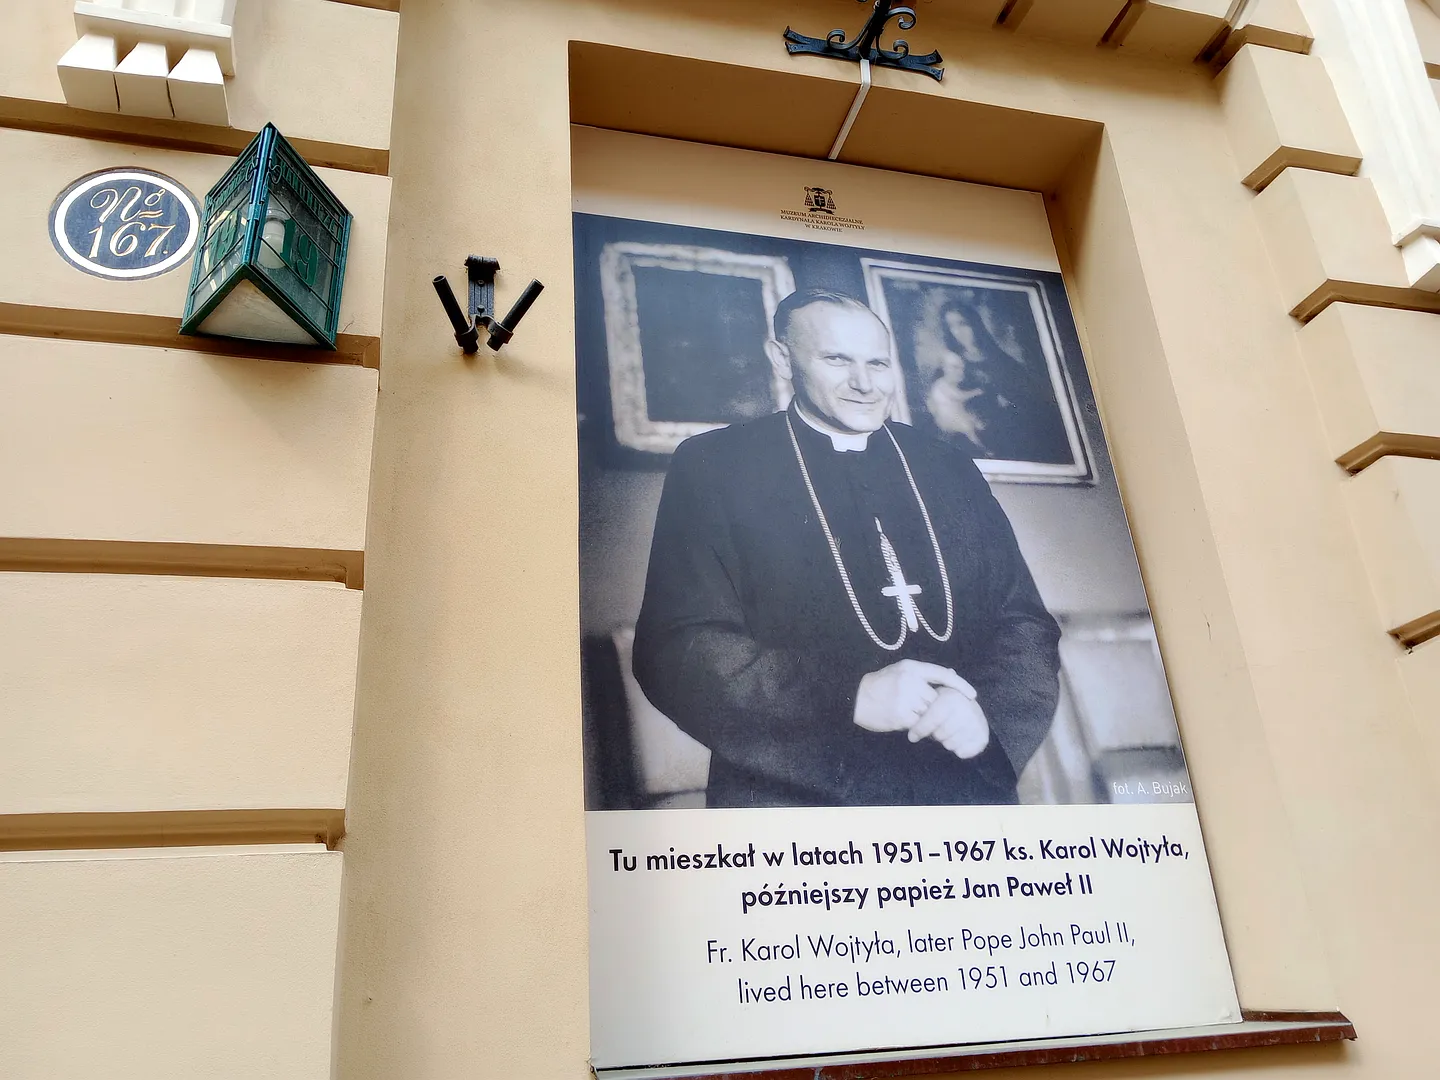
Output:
[{"xmin": 632, "ymin": 290, "xmax": 1060, "ymax": 807}]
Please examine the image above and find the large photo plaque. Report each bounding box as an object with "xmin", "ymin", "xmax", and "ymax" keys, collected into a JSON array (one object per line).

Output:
[{"xmin": 574, "ymin": 127, "xmax": 1238, "ymax": 1072}]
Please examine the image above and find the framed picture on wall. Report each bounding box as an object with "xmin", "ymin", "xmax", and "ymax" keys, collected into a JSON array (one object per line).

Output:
[
  {"xmin": 862, "ymin": 258, "xmax": 1093, "ymax": 483},
  {"xmin": 598, "ymin": 241, "xmax": 795, "ymax": 455}
]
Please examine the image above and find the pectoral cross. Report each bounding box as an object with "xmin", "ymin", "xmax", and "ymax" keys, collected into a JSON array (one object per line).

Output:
[{"xmin": 877, "ymin": 518, "xmax": 922, "ymax": 632}]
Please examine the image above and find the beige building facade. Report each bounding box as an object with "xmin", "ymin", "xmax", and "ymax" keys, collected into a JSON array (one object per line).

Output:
[{"xmin": 4, "ymin": 0, "xmax": 1440, "ymax": 1077}]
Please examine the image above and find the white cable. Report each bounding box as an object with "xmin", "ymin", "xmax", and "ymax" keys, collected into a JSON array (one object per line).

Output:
[{"xmin": 828, "ymin": 58, "xmax": 872, "ymax": 161}]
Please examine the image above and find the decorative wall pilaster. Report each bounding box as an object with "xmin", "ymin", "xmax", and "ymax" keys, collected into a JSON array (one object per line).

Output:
[{"xmin": 1298, "ymin": 0, "xmax": 1440, "ymax": 288}]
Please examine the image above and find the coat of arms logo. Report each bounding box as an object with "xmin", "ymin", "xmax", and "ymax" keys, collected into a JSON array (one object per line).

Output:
[
  {"xmin": 803, "ymin": 186, "xmax": 837, "ymax": 215},
  {"xmin": 781, "ymin": 186, "xmax": 862, "ymax": 231}
]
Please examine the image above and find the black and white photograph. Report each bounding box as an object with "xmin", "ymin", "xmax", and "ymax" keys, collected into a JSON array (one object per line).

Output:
[{"xmin": 576, "ymin": 213, "xmax": 1192, "ymax": 811}]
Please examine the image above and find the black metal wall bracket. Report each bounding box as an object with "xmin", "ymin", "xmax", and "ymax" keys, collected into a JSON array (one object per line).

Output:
[
  {"xmin": 784, "ymin": 0, "xmax": 943, "ymax": 82},
  {"xmin": 433, "ymin": 255, "xmax": 545, "ymax": 354}
]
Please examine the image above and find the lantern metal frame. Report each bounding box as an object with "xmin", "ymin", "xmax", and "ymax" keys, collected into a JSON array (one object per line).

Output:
[{"xmin": 180, "ymin": 123, "xmax": 353, "ymax": 349}]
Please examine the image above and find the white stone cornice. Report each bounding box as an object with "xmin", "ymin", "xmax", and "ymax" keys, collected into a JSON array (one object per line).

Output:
[
  {"xmin": 1298, "ymin": 0, "xmax": 1440, "ymax": 289},
  {"xmin": 74, "ymin": 1, "xmax": 237, "ymax": 74}
]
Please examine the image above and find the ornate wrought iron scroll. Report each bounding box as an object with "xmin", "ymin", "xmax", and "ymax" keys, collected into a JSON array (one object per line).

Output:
[{"xmin": 783, "ymin": 0, "xmax": 944, "ymax": 82}]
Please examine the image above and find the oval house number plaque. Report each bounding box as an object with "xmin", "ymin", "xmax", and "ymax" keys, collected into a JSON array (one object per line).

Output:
[{"xmin": 49, "ymin": 168, "xmax": 200, "ymax": 280}]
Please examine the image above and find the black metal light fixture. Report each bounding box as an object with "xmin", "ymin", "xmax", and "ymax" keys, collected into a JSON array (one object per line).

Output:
[
  {"xmin": 784, "ymin": 0, "xmax": 943, "ymax": 81},
  {"xmin": 433, "ymin": 255, "xmax": 544, "ymax": 354}
]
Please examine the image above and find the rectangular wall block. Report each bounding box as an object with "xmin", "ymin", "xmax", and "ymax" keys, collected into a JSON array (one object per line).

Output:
[
  {"xmin": 1344, "ymin": 456, "xmax": 1440, "ymax": 634},
  {"xmin": 0, "ymin": 127, "xmax": 389, "ymax": 347},
  {"xmin": 0, "ymin": 847, "xmax": 341, "ymax": 1080},
  {"xmin": 1117, "ymin": 0, "xmax": 1230, "ymax": 61},
  {"xmin": 0, "ymin": 574, "xmax": 359, "ymax": 816},
  {"xmin": 169, "ymin": 46, "xmax": 229, "ymax": 125},
  {"xmin": 1220, "ymin": 44, "xmax": 1361, "ymax": 189},
  {"xmin": 56, "ymin": 32, "xmax": 119, "ymax": 112},
  {"xmin": 1300, "ymin": 303, "xmax": 1440, "ymax": 466},
  {"xmin": 0, "ymin": 336, "xmax": 376, "ymax": 553},
  {"xmin": 114, "ymin": 40, "xmax": 174, "ymax": 119},
  {"xmin": 944, "ymin": 0, "xmax": 1012, "ymax": 25},
  {"xmin": 1252, "ymin": 168, "xmax": 1411, "ymax": 318},
  {"xmin": 1397, "ymin": 638, "xmax": 1440, "ymax": 770},
  {"xmin": 1009, "ymin": 0, "xmax": 1129, "ymax": 44}
]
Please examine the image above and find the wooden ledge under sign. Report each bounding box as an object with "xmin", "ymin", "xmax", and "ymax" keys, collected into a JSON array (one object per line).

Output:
[
  {"xmin": 0, "ymin": 537, "xmax": 365, "ymax": 589},
  {"xmin": 0, "ymin": 808, "xmax": 346, "ymax": 853},
  {"xmin": 593, "ymin": 1013, "xmax": 1356, "ymax": 1080}
]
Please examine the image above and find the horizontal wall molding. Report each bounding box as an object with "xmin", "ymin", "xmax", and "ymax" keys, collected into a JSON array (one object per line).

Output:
[
  {"xmin": 1290, "ymin": 280, "xmax": 1440, "ymax": 324},
  {"xmin": 327, "ymin": 0, "xmax": 399, "ymax": 9},
  {"xmin": 0, "ymin": 808, "xmax": 344, "ymax": 852},
  {"xmin": 0, "ymin": 96, "xmax": 389, "ymax": 175},
  {"xmin": 1391, "ymin": 610, "xmax": 1440, "ymax": 649},
  {"xmin": 0, "ymin": 303, "xmax": 379, "ymax": 368},
  {"xmin": 1337, "ymin": 432, "xmax": 1440, "ymax": 473},
  {"xmin": 0, "ymin": 537, "xmax": 364, "ymax": 588}
]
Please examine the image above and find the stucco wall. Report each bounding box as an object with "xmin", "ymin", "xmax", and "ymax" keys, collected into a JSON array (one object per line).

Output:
[
  {"xmin": 0, "ymin": 1, "xmax": 394, "ymax": 1076},
  {"xmin": 3, "ymin": 0, "xmax": 1440, "ymax": 1077},
  {"xmin": 340, "ymin": 1, "xmax": 1440, "ymax": 1078}
]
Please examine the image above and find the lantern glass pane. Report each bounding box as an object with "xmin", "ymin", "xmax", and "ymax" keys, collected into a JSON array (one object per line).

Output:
[
  {"xmin": 186, "ymin": 153, "xmax": 258, "ymax": 317},
  {"xmin": 254, "ymin": 185, "xmax": 337, "ymax": 334},
  {"xmin": 251, "ymin": 138, "xmax": 347, "ymax": 340}
]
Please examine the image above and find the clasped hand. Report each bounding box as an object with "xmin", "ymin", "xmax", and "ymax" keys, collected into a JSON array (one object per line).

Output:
[{"xmin": 852, "ymin": 659, "xmax": 989, "ymax": 760}]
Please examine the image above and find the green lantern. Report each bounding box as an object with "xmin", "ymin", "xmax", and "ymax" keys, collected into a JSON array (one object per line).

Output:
[{"xmin": 181, "ymin": 124, "xmax": 352, "ymax": 348}]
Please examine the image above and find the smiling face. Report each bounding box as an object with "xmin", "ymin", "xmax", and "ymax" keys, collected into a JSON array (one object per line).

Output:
[{"xmin": 767, "ymin": 301, "xmax": 896, "ymax": 434}]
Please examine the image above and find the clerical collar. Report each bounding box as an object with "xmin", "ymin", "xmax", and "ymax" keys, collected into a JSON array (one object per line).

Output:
[{"xmin": 792, "ymin": 402, "xmax": 873, "ymax": 452}]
